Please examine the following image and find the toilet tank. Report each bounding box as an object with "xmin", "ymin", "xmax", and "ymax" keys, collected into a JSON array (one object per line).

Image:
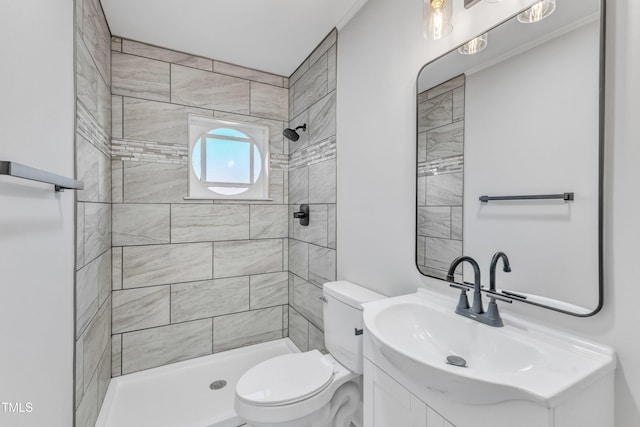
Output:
[{"xmin": 323, "ymin": 281, "xmax": 386, "ymax": 374}]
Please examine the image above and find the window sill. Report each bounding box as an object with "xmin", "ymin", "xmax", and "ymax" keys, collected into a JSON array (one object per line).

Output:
[{"xmin": 183, "ymin": 196, "xmax": 274, "ymax": 201}]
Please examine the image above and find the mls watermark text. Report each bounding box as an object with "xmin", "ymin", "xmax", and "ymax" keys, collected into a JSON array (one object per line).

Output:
[{"xmin": 2, "ymin": 402, "xmax": 33, "ymax": 413}]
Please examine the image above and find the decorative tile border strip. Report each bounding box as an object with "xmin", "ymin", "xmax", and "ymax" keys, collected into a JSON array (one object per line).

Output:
[
  {"xmin": 289, "ymin": 137, "xmax": 336, "ymax": 170},
  {"xmin": 77, "ymin": 101, "xmax": 111, "ymax": 157},
  {"xmin": 418, "ymin": 154, "xmax": 464, "ymax": 177},
  {"xmin": 112, "ymin": 138, "xmax": 188, "ymax": 165},
  {"xmin": 270, "ymin": 153, "xmax": 289, "ymax": 172},
  {"xmin": 112, "ymin": 138, "xmax": 290, "ymax": 171}
]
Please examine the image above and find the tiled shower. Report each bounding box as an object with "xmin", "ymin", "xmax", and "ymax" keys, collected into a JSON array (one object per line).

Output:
[
  {"xmin": 287, "ymin": 30, "xmax": 337, "ymax": 353},
  {"xmin": 72, "ymin": 0, "xmax": 337, "ymax": 424},
  {"xmin": 109, "ymin": 36, "xmax": 291, "ymax": 375},
  {"xmin": 74, "ymin": 0, "xmax": 112, "ymax": 424}
]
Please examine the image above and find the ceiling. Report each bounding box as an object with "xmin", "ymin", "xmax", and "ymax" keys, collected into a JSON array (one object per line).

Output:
[{"xmin": 101, "ymin": 0, "xmax": 367, "ymax": 77}]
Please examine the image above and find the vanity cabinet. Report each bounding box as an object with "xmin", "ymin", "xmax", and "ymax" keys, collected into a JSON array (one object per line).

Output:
[
  {"xmin": 363, "ymin": 359, "xmax": 454, "ymax": 427},
  {"xmin": 363, "ymin": 346, "xmax": 614, "ymax": 427}
]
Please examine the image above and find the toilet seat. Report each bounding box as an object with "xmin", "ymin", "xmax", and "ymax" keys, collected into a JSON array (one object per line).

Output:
[{"xmin": 236, "ymin": 350, "xmax": 335, "ymax": 406}]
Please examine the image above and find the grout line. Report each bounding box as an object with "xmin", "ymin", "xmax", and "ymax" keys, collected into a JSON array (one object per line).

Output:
[
  {"xmin": 119, "ymin": 160, "xmax": 124, "ymax": 203},
  {"xmin": 114, "ymin": 43, "xmax": 287, "ymax": 88},
  {"xmin": 169, "ymin": 203, "xmax": 172, "ymax": 244},
  {"xmin": 78, "ymin": 245, "xmax": 111, "ymax": 273},
  {"xmin": 76, "ymin": 291, "xmax": 111, "ymax": 342},
  {"xmin": 248, "ymin": 273, "xmax": 252, "ymax": 311},
  {"xmin": 116, "ymin": 90, "xmax": 285, "ymax": 123},
  {"xmin": 115, "ymin": 273, "xmax": 287, "ymax": 293},
  {"xmin": 116, "ymin": 236, "xmax": 288, "ymax": 248},
  {"xmin": 120, "ymin": 334, "xmax": 123, "ymax": 376},
  {"xmin": 248, "ymin": 81, "xmax": 252, "ymax": 116},
  {"xmin": 120, "ymin": 95, "xmax": 125, "ymax": 139},
  {"xmin": 115, "ymin": 304, "xmax": 288, "ymax": 337},
  {"xmin": 283, "ymin": 235, "xmax": 287, "ymax": 274},
  {"xmin": 326, "ymin": 203, "xmax": 329, "ymax": 247},
  {"xmin": 450, "ymin": 206, "xmax": 453, "ymax": 240}
]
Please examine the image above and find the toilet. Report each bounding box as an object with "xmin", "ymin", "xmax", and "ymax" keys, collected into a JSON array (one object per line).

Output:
[{"xmin": 234, "ymin": 281, "xmax": 385, "ymax": 427}]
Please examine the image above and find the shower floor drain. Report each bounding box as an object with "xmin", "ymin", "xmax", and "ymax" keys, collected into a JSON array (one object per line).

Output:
[{"xmin": 209, "ymin": 380, "xmax": 227, "ymax": 390}]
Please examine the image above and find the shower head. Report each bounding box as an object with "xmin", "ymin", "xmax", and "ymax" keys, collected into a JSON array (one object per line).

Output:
[{"xmin": 283, "ymin": 124, "xmax": 307, "ymax": 142}]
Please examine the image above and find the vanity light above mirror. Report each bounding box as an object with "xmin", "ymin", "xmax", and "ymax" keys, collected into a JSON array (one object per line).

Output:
[{"xmin": 425, "ymin": 0, "xmax": 558, "ymax": 41}]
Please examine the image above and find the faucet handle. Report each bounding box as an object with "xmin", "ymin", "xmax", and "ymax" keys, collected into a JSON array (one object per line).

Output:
[
  {"xmin": 485, "ymin": 291, "xmax": 513, "ymax": 304},
  {"xmin": 449, "ymin": 283, "xmax": 472, "ymax": 291},
  {"xmin": 449, "ymin": 283, "xmax": 470, "ymax": 311},
  {"xmin": 483, "ymin": 292, "xmax": 511, "ymax": 327},
  {"xmin": 464, "ymin": 281, "xmax": 485, "ymax": 289}
]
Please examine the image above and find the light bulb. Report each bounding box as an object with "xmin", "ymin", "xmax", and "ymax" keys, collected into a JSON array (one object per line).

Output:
[
  {"xmin": 424, "ymin": 0, "xmax": 453, "ymax": 40},
  {"xmin": 517, "ymin": 0, "xmax": 556, "ymax": 24},
  {"xmin": 458, "ymin": 33, "xmax": 488, "ymax": 55},
  {"xmin": 432, "ymin": 6, "xmax": 446, "ymax": 39}
]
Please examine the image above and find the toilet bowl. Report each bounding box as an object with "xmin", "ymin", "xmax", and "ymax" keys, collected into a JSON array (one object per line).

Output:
[{"xmin": 234, "ymin": 281, "xmax": 386, "ymax": 427}]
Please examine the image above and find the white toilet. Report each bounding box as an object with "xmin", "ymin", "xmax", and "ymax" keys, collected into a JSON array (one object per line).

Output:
[{"xmin": 234, "ymin": 281, "xmax": 385, "ymax": 427}]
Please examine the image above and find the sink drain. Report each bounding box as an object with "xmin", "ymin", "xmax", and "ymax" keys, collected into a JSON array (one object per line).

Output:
[
  {"xmin": 446, "ymin": 355, "xmax": 467, "ymax": 368},
  {"xmin": 209, "ymin": 380, "xmax": 227, "ymax": 390}
]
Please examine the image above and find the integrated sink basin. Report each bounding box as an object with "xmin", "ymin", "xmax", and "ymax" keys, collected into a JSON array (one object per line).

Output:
[{"xmin": 362, "ymin": 289, "xmax": 615, "ymax": 406}]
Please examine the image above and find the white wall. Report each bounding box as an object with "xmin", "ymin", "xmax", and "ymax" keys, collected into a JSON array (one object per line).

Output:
[
  {"xmin": 0, "ymin": 1, "xmax": 75, "ymax": 426},
  {"xmin": 337, "ymin": 0, "xmax": 640, "ymax": 425}
]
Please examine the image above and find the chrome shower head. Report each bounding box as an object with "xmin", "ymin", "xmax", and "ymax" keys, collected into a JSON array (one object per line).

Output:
[{"xmin": 283, "ymin": 124, "xmax": 307, "ymax": 142}]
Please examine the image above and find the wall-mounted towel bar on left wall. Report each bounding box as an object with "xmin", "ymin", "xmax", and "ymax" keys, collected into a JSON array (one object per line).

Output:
[{"xmin": 0, "ymin": 160, "xmax": 84, "ymax": 192}]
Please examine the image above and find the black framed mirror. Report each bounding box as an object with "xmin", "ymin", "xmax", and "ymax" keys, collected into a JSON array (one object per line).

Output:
[{"xmin": 415, "ymin": 0, "xmax": 605, "ymax": 316}]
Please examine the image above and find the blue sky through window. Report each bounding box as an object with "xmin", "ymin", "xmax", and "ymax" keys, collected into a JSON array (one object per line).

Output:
[
  {"xmin": 191, "ymin": 126, "xmax": 265, "ymax": 194},
  {"xmin": 205, "ymin": 138, "xmax": 251, "ymax": 184}
]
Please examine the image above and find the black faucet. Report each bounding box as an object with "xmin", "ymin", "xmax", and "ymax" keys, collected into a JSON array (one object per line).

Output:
[
  {"xmin": 489, "ymin": 252, "xmax": 511, "ymax": 292},
  {"xmin": 447, "ymin": 255, "xmax": 512, "ymax": 327},
  {"xmin": 485, "ymin": 252, "xmax": 512, "ymax": 326},
  {"xmin": 447, "ymin": 256, "xmax": 483, "ymax": 315}
]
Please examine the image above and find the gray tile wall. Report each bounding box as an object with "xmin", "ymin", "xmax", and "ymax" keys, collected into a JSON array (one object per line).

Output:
[
  {"xmin": 110, "ymin": 36, "xmax": 291, "ymax": 375},
  {"xmin": 287, "ymin": 30, "xmax": 337, "ymax": 354},
  {"xmin": 75, "ymin": 0, "xmax": 112, "ymax": 425},
  {"xmin": 417, "ymin": 75, "xmax": 465, "ymax": 280}
]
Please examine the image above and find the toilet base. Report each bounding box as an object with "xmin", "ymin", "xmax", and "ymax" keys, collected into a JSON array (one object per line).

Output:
[{"xmin": 238, "ymin": 381, "xmax": 361, "ymax": 427}]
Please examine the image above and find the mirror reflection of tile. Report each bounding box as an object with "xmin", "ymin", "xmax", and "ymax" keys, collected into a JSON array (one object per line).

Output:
[{"xmin": 417, "ymin": 75, "xmax": 464, "ymax": 282}]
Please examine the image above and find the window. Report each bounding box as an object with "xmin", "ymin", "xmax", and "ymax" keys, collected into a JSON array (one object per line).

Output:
[{"xmin": 187, "ymin": 116, "xmax": 270, "ymax": 200}]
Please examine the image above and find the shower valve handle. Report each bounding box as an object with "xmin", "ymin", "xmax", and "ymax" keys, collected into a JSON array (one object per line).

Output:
[{"xmin": 293, "ymin": 204, "xmax": 309, "ymax": 226}]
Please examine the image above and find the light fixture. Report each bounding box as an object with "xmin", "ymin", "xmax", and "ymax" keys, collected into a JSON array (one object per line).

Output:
[
  {"xmin": 424, "ymin": 0, "xmax": 453, "ymax": 40},
  {"xmin": 517, "ymin": 0, "xmax": 556, "ymax": 24},
  {"xmin": 458, "ymin": 33, "xmax": 488, "ymax": 55},
  {"xmin": 465, "ymin": 0, "xmax": 500, "ymax": 9}
]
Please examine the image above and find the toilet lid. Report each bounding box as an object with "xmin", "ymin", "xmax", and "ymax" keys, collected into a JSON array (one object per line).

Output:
[{"xmin": 236, "ymin": 350, "xmax": 335, "ymax": 406}]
